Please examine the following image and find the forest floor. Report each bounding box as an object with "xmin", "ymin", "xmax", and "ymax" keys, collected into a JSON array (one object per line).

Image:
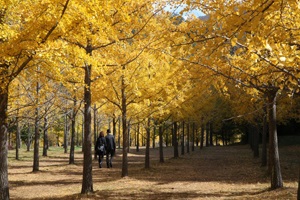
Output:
[{"xmin": 8, "ymin": 143, "xmax": 299, "ymax": 200}]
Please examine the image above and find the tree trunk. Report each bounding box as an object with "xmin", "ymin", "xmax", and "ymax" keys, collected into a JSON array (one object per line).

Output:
[
  {"xmin": 0, "ymin": 89, "xmax": 10, "ymax": 200},
  {"xmin": 64, "ymin": 113, "xmax": 68, "ymax": 153},
  {"xmin": 181, "ymin": 121, "xmax": 185, "ymax": 155},
  {"xmin": 93, "ymin": 104, "xmax": 97, "ymax": 160},
  {"xmin": 261, "ymin": 103, "xmax": 268, "ymax": 167},
  {"xmin": 127, "ymin": 121, "xmax": 131, "ymax": 153},
  {"xmin": 159, "ymin": 125, "xmax": 164, "ymax": 163},
  {"xmin": 186, "ymin": 122, "xmax": 190, "ymax": 153},
  {"xmin": 121, "ymin": 72, "xmax": 129, "ymax": 177},
  {"xmin": 136, "ymin": 123, "xmax": 140, "ymax": 152},
  {"xmin": 200, "ymin": 121, "xmax": 204, "ymax": 149},
  {"xmin": 33, "ymin": 81, "xmax": 40, "ymax": 172},
  {"xmin": 16, "ymin": 110, "xmax": 20, "ymax": 160},
  {"xmin": 145, "ymin": 118, "xmax": 151, "ymax": 169},
  {"xmin": 81, "ymin": 61, "xmax": 93, "ymax": 194},
  {"xmin": 209, "ymin": 122, "xmax": 213, "ymax": 146},
  {"xmin": 118, "ymin": 116, "xmax": 121, "ymax": 149},
  {"xmin": 192, "ymin": 123, "xmax": 195, "ymax": 151},
  {"xmin": 206, "ymin": 122, "xmax": 209, "ymax": 146},
  {"xmin": 173, "ymin": 122, "xmax": 179, "ymax": 158},
  {"xmin": 69, "ymin": 99, "xmax": 77, "ymax": 164},
  {"xmin": 43, "ymin": 116, "xmax": 49, "ymax": 157},
  {"xmin": 152, "ymin": 125, "xmax": 156, "ymax": 149},
  {"xmin": 267, "ymin": 89, "xmax": 283, "ymax": 189}
]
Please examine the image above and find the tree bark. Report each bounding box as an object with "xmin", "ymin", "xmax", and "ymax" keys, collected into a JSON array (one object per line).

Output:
[
  {"xmin": 181, "ymin": 121, "xmax": 185, "ymax": 155},
  {"xmin": 121, "ymin": 71, "xmax": 129, "ymax": 177},
  {"xmin": 209, "ymin": 122, "xmax": 213, "ymax": 146},
  {"xmin": 0, "ymin": 89, "xmax": 10, "ymax": 200},
  {"xmin": 173, "ymin": 122, "xmax": 179, "ymax": 158},
  {"xmin": 267, "ymin": 89, "xmax": 283, "ymax": 189},
  {"xmin": 136, "ymin": 123, "xmax": 140, "ymax": 152},
  {"xmin": 81, "ymin": 60, "xmax": 93, "ymax": 194},
  {"xmin": 64, "ymin": 113, "xmax": 68, "ymax": 153},
  {"xmin": 16, "ymin": 110, "xmax": 20, "ymax": 160},
  {"xmin": 261, "ymin": 103, "xmax": 268, "ymax": 167},
  {"xmin": 33, "ymin": 81, "xmax": 40, "ymax": 172},
  {"xmin": 145, "ymin": 118, "xmax": 151, "ymax": 169},
  {"xmin": 192, "ymin": 123, "xmax": 195, "ymax": 151},
  {"xmin": 69, "ymin": 98, "xmax": 77, "ymax": 164},
  {"xmin": 206, "ymin": 122, "xmax": 209, "ymax": 146},
  {"xmin": 186, "ymin": 122, "xmax": 190, "ymax": 153},
  {"xmin": 43, "ymin": 116, "xmax": 49, "ymax": 157},
  {"xmin": 159, "ymin": 125, "xmax": 164, "ymax": 163},
  {"xmin": 200, "ymin": 121, "xmax": 204, "ymax": 149}
]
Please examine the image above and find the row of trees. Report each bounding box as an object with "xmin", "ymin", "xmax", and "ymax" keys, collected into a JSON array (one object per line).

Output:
[{"xmin": 1, "ymin": 0, "xmax": 299, "ymax": 199}]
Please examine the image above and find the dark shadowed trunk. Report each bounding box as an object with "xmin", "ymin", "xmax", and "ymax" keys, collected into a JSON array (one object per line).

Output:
[
  {"xmin": 181, "ymin": 121, "xmax": 184, "ymax": 155},
  {"xmin": 145, "ymin": 118, "xmax": 151, "ymax": 169},
  {"xmin": 0, "ymin": 88, "xmax": 9, "ymax": 200},
  {"xmin": 209, "ymin": 122, "xmax": 213, "ymax": 146},
  {"xmin": 136, "ymin": 123, "xmax": 140, "ymax": 152},
  {"xmin": 159, "ymin": 125, "xmax": 164, "ymax": 163},
  {"xmin": 206, "ymin": 122, "xmax": 209, "ymax": 146},
  {"xmin": 121, "ymin": 71, "xmax": 129, "ymax": 177},
  {"xmin": 261, "ymin": 103, "xmax": 268, "ymax": 167},
  {"xmin": 69, "ymin": 97, "xmax": 77, "ymax": 164},
  {"xmin": 186, "ymin": 122, "xmax": 190, "ymax": 153},
  {"xmin": 192, "ymin": 123, "xmax": 195, "ymax": 151},
  {"xmin": 64, "ymin": 113, "xmax": 68, "ymax": 153},
  {"xmin": 93, "ymin": 105, "xmax": 97, "ymax": 160},
  {"xmin": 33, "ymin": 81, "xmax": 40, "ymax": 172},
  {"xmin": 173, "ymin": 122, "xmax": 179, "ymax": 158},
  {"xmin": 81, "ymin": 58, "xmax": 93, "ymax": 194},
  {"xmin": 16, "ymin": 109, "xmax": 20, "ymax": 160},
  {"xmin": 200, "ymin": 121, "xmax": 204, "ymax": 149},
  {"xmin": 267, "ymin": 89, "xmax": 283, "ymax": 189},
  {"xmin": 42, "ymin": 116, "xmax": 49, "ymax": 157}
]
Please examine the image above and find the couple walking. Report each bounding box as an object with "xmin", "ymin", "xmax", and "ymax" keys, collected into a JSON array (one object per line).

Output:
[{"xmin": 95, "ymin": 129, "xmax": 116, "ymax": 168}]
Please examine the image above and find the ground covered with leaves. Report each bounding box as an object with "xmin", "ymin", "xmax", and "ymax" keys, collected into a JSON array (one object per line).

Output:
[{"xmin": 8, "ymin": 144, "xmax": 299, "ymax": 199}]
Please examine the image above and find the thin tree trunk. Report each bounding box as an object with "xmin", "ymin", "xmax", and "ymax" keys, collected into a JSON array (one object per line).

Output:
[
  {"xmin": 81, "ymin": 60, "xmax": 93, "ymax": 194},
  {"xmin": 16, "ymin": 109, "xmax": 20, "ymax": 160},
  {"xmin": 200, "ymin": 121, "xmax": 204, "ymax": 149},
  {"xmin": 69, "ymin": 98, "xmax": 77, "ymax": 164},
  {"xmin": 253, "ymin": 124, "xmax": 259, "ymax": 158},
  {"xmin": 206, "ymin": 122, "xmax": 209, "ymax": 146},
  {"xmin": 43, "ymin": 116, "xmax": 49, "ymax": 157},
  {"xmin": 152, "ymin": 126, "xmax": 156, "ymax": 149},
  {"xmin": 181, "ymin": 121, "xmax": 185, "ymax": 155},
  {"xmin": 267, "ymin": 89, "xmax": 283, "ymax": 189},
  {"xmin": 64, "ymin": 113, "xmax": 68, "ymax": 153},
  {"xmin": 136, "ymin": 123, "xmax": 140, "ymax": 152},
  {"xmin": 118, "ymin": 116, "xmax": 121, "ymax": 149},
  {"xmin": 159, "ymin": 124, "xmax": 164, "ymax": 163},
  {"xmin": 192, "ymin": 123, "xmax": 195, "ymax": 151},
  {"xmin": 33, "ymin": 81, "xmax": 40, "ymax": 172},
  {"xmin": 145, "ymin": 118, "xmax": 151, "ymax": 169},
  {"xmin": 0, "ymin": 89, "xmax": 10, "ymax": 200},
  {"xmin": 121, "ymin": 72, "xmax": 129, "ymax": 177},
  {"xmin": 261, "ymin": 103, "xmax": 268, "ymax": 167},
  {"xmin": 93, "ymin": 104, "xmax": 97, "ymax": 160},
  {"xmin": 209, "ymin": 122, "xmax": 213, "ymax": 146},
  {"xmin": 186, "ymin": 122, "xmax": 190, "ymax": 153},
  {"xmin": 173, "ymin": 122, "xmax": 179, "ymax": 158}
]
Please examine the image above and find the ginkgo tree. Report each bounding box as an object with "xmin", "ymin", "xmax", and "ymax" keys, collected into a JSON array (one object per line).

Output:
[
  {"xmin": 0, "ymin": 1, "xmax": 70, "ymax": 199},
  {"xmin": 173, "ymin": 0, "xmax": 300, "ymax": 189}
]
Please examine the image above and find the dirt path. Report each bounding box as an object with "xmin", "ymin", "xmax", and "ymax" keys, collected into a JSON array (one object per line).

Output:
[{"xmin": 8, "ymin": 145, "xmax": 299, "ymax": 199}]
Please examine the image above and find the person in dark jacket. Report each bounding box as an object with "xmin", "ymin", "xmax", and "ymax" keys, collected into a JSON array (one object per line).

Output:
[
  {"xmin": 95, "ymin": 131, "xmax": 106, "ymax": 168},
  {"xmin": 105, "ymin": 129, "xmax": 116, "ymax": 168}
]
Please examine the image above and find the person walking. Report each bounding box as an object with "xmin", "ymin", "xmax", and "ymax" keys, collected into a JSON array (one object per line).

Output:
[
  {"xmin": 95, "ymin": 131, "xmax": 106, "ymax": 168},
  {"xmin": 105, "ymin": 129, "xmax": 116, "ymax": 168}
]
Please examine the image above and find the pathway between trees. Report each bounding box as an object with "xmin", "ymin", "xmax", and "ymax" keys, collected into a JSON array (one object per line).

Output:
[{"xmin": 9, "ymin": 144, "xmax": 299, "ymax": 199}]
